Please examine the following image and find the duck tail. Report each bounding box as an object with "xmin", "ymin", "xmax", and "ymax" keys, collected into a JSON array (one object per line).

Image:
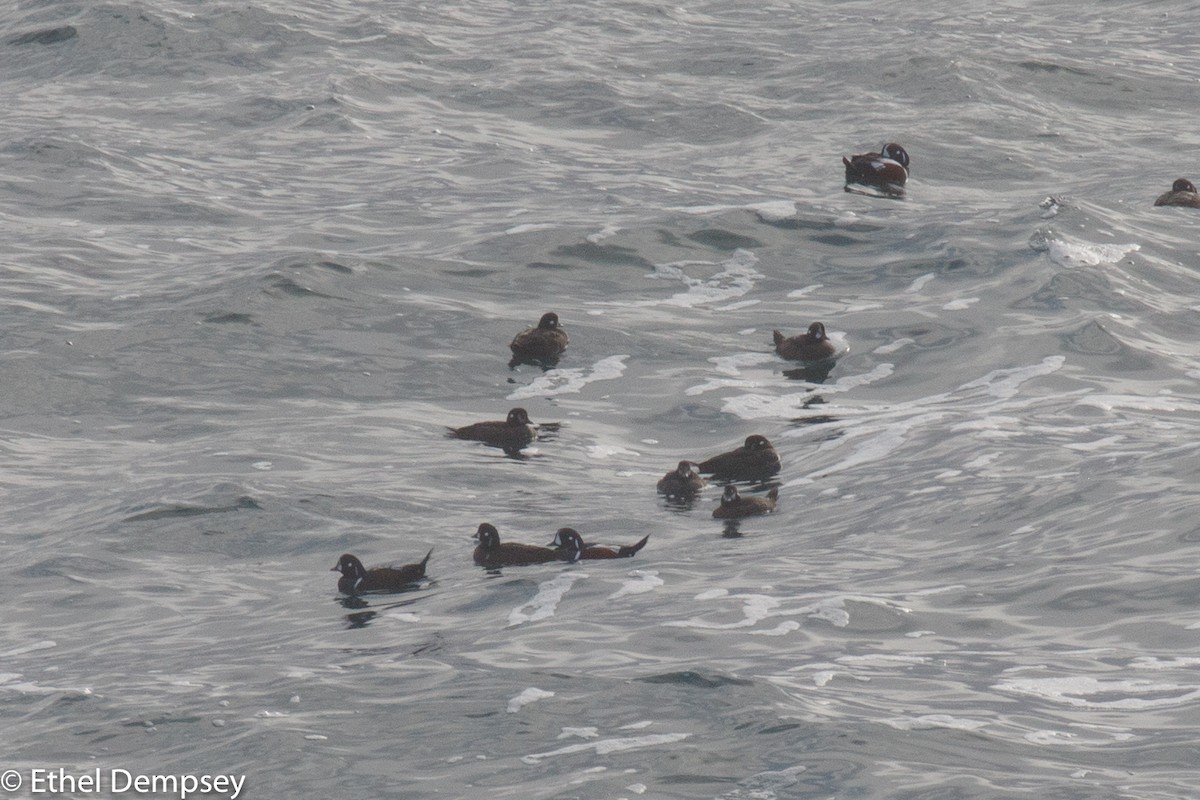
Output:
[
  {"xmin": 619, "ymin": 535, "xmax": 650, "ymax": 557},
  {"xmin": 772, "ymin": 330, "xmax": 785, "ymax": 347}
]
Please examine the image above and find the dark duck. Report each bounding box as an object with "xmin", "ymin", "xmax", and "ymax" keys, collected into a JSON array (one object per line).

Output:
[
  {"xmin": 1154, "ymin": 178, "xmax": 1200, "ymax": 208},
  {"xmin": 694, "ymin": 435, "xmax": 781, "ymax": 482},
  {"xmin": 450, "ymin": 407, "xmax": 538, "ymax": 451},
  {"xmin": 332, "ymin": 549, "xmax": 432, "ymax": 594},
  {"xmin": 549, "ymin": 527, "xmax": 649, "ymax": 562},
  {"xmin": 843, "ymin": 142, "xmax": 909, "ymax": 196},
  {"xmin": 656, "ymin": 460, "xmax": 706, "ymax": 498},
  {"xmin": 712, "ymin": 485, "xmax": 778, "ymax": 519},
  {"xmin": 473, "ymin": 522, "xmax": 564, "ymax": 568},
  {"xmin": 509, "ymin": 312, "xmax": 568, "ymax": 365},
  {"xmin": 773, "ymin": 321, "xmax": 838, "ymax": 362}
]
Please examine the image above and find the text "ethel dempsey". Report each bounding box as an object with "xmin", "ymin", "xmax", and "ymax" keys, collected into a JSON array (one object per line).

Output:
[{"xmin": 8, "ymin": 768, "xmax": 246, "ymax": 799}]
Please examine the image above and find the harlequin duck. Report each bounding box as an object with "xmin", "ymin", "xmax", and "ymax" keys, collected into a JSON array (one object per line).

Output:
[
  {"xmin": 712, "ymin": 485, "xmax": 778, "ymax": 519},
  {"xmin": 843, "ymin": 143, "xmax": 909, "ymax": 195},
  {"xmin": 694, "ymin": 435, "xmax": 781, "ymax": 481},
  {"xmin": 1154, "ymin": 178, "xmax": 1200, "ymax": 208},
  {"xmin": 773, "ymin": 322, "xmax": 838, "ymax": 362},
  {"xmin": 332, "ymin": 549, "xmax": 432, "ymax": 594},
  {"xmin": 549, "ymin": 527, "xmax": 650, "ymax": 562},
  {"xmin": 450, "ymin": 407, "xmax": 537, "ymax": 451},
  {"xmin": 473, "ymin": 522, "xmax": 564, "ymax": 568},
  {"xmin": 509, "ymin": 312, "xmax": 569, "ymax": 365},
  {"xmin": 656, "ymin": 460, "xmax": 706, "ymax": 497}
]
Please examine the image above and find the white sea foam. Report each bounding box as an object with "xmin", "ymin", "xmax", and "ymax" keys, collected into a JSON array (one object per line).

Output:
[
  {"xmin": 503, "ymin": 223, "xmax": 557, "ymax": 235},
  {"xmin": 507, "ymin": 687, "xmax": 555, "ymax": 713},
  {"xmin": 995, "ymin": 676, "xmax": 1200, "ymax": 709},
  {"xmin": 664, "ymin": 594, "xmax": 780, "ymax": 630},
  {"xmin": 0, "ymin": 641, "xmax": 56, "ymax": 658},
  {"xmin": 710, "ymin": 363, "xmax": 893, "ymax": 410},
  {"xmin": 1024, "ymin": 728, "xmax": 1135, "ymax": 746},
  {"xmin": 587, "ymin": 444, "xmax": 642, "ymax": 459},
  {"xmin": 507, "ymin": 572, "xmax": 588, "ymax": 627},
  {"xmin": 709, "ymin": 352, "xmax": 777, "ymax": 376},
  {"xmin": 507, "ymin": 355, "xmax": 629, "ymax": 400},
  {"xmin": 521, "ymin": 733, "xmax": 690, "ymax": 764},
  {"xmin": 907, "ymin": 273, "xmax": 936, "ymax": 293},
  {"xmin": 882, "ymin": 714, "xmax": 988, "ymax": 732},
  {"xmin": 608, "ymin": 570, "xmax": 664, "ymax": 599},
  {"xmin": 665, "ymin": 592, "xmax": 908, "ymax": 632},
  {"xmin": 558, "ymin": 727, "xmax": 599, "ymax": 739},
  {"xmin": 874, "ymin": 337, "xmax": 914, "ymax": 354},
  {"xmin": 959, "ymin": 356, "xmax": 1065, "ymax": 399},
  {"xmin": 750, "ymin": 200, "xmax": 799, "ymax": 222},
  {"xmin": 599, "ymin": 248, "xmax": 763, "ymax": 309},
  {"xmin": 786, "ymin": 283, "xmax": 822, "ymax": 298},
  {"xmin": 1041, "ymin": 235, "xmax": 1140, "ymax": 268},
  {"xmin": 718, "ymin": 764, "xmax": 807, "ymax": 800}
]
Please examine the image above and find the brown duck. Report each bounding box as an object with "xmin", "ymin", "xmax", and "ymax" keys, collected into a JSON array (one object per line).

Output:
[
  {"xmin": 510, "ymin": 312, "xmax": 569, "ymax": 364},
  {"xmin": 549, "ymin": 527, "xmax": 649, "ymax": 562},
  {"xmin": 843, "ymin": 142, "xmax": 909, "ymax": 196},
  {"xmin": 473, "ymin": 522, "xmax": 564, "ymax": 568},
  {"xmin": 712, "ymin": 485, "xmax": 778, "ymax": 519},
  {"xmin": 332, "ymin": 550, "xmax": 432, "ymax": 594},
  {"xmin": 449, "ymin": 407, "xmax": 537, "ymax": 451},
  {"xmin": 1154, "ymin": 178, "xmax": 1200, "ymax": 208},
  {"xmin": 773, "ymin": 322, "xmax": 838, "ymax": 362},
  {"xmin": 695, "ymin": 435, "xmax": 781, "ymax": 482},
  {"xmin": 656, "ymin": 460, "xmax": 706, "ymax": 498}
]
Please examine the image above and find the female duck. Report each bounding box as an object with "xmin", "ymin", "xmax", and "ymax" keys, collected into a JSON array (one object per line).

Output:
[
  {"xmin": 1154, "ymin": 178, "xmax": 1200, "ymax": 208},
  {"xmin": 656, "ymin": 460, "xmax": 706, "ymax": 498},
  {"xmin": 510, "ymin": 312, "xmax": 569, "ymax": 364},
  {"xmin": 712, "ymin": 486, "xmax": 778, "ymax": 519},
  {"xmin": 450, "ymin": 407, "xmax": 538, "ymax": 451},
  {"xmin": 694, "ymin": 435, "xmax": 781, "ymax": 482},
  {"xmin": 773, "ymin": 322, "xmax": 838, "ymax": 362}
]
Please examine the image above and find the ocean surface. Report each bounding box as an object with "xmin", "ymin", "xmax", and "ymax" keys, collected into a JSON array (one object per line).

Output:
[{"xmin": 4, "ymin": 1, "xmax": 1200, "ymax": 798}]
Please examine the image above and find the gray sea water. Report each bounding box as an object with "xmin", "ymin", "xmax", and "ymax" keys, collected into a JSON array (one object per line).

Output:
[{"xmin": 4, "ymin": 1, "xmax": 1200, "ymax": 798}]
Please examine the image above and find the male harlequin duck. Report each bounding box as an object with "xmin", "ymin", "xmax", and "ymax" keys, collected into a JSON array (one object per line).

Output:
[
  {"xmin": 656, "ymin": 460, "xmax": 706, "ymax": 498},
  {"xmin": 449, "ymin": 407, "xmax": 538, "ymax": 451},
  {"xmin": 712, "ymin": 485, "xmax": 778, "ymax": 519},
  {"xmin": 843, "ymin": 143, "xmax": 909, "ymax": 195},
  {"xmin": 473, "ymin": 522, "xmax": 564, "ymax": 568},
  {"xmin": 1154, "ymin": 178, "xmax": 1200, "ymax": 208},
  {"xmin": 773, "ymin": 322, "xmax": 838, "ymax": 362},
  {"xmin": 549, "ymin": 527, "xmax": 650, "ymax": 562},
  {"xmin": 509, "ymin": 312, "xmax": 569, "ymax": 364},
  {"xmin": 694, "ymin": 435, "xmax": 781, "ymax": 482},
  {"xmin": 331, "ymin": 549, "xmax": 432, "ymax": 594}
]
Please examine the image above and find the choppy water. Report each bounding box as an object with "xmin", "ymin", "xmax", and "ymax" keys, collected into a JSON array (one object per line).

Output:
[{"xmin": 4, "ymin": 1, "xmax": 1200, "ymax": 798}]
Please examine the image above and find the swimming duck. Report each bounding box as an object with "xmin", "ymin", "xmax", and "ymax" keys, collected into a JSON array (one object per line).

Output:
[
  {"xmin": 472, "ymin": 522, "xmax": 564, "ymax": 568},
  {"xmin": 510, "ymin": 312, "xmax": 569, "ymax": 364},
  {"xmin": 656, "ymin": 460, "xmax": 706, "ymax": 498},
  {"xmin": 449, "ymin": 407, "xmax": 538, "ymax": 451},
  {"xmin": 773, "ymin": 322, "xmax": 838, "ymax": 362},
  {"xmin": 332, "ymin": 549, "xmax": 432, "ymax": 594},
  {"xmin": 694, "ymin": 435, "xmax": 781, "ymax": 482},
  {"xmin": 1154, "ymin": 178, "xmax": 1200, "ymax": 208},
  {"xmin": 843, "ymin": 143, "xmax": 909, "ymax": 194},
  {"xmin": 549, "ymin": 527, "xmax": 650, "ymax": 562},
  {"xmin": 712, "ymin": 485, "xmax": 778, "ymax": 519}
]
